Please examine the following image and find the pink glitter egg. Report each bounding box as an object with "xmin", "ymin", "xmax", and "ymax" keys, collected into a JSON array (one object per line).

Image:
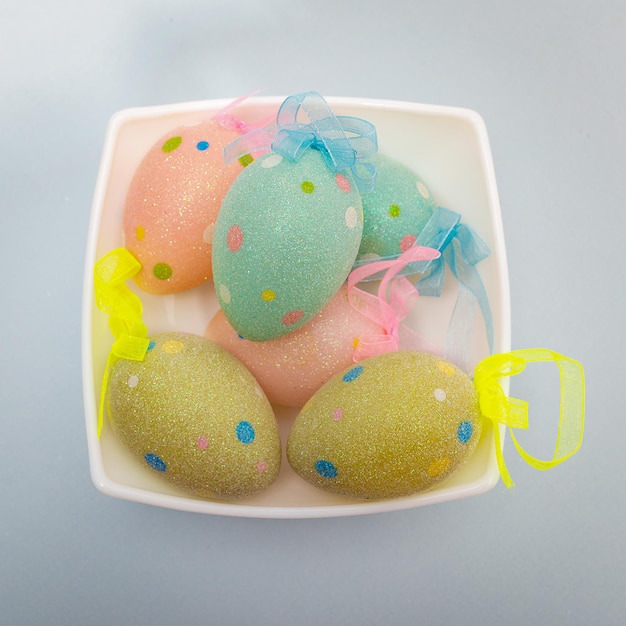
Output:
[
  {"xmin": 123, "ymin": 120, "xmax": 253, "ymax": 294},
  {"xmin": 204, "ymin": 285, "xmax": 385, "ymax": 407}
]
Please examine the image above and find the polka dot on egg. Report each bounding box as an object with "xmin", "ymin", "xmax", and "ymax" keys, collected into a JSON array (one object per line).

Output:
[
  {"xmin": 437, "ymin": 360, "xmax": 456, "ymax": 376},
  {"xmin": 417, "ymin": 181, "xmax": 430, "ymax": 199},
  {"xmin": 399, "ymin": 234, "xmax": 417, "ymax": 252},
  {"xmin": 145, "ymin": 453, "xmax": 167, "ymax": 472},
  {"xmin": 227, "ymin": 225, "xmax": 244, "ymax": 252},
  {"xmin": 196, "ymin": 140, "xmax": 210, "ymax": 151},
  {"xmin": 344, "ymin": 206, "xmax": 358, "ymax": 229},
  {"xmin": 458, "ymin": 421, "xmax": 473, "ymax": 444},
  {"xmin": 427, "ymin": 457, "xmax": 450, "ymax": 477},
  {"xmin": 127, "ymin": 375, "xmax": 139, "ymax": 388},
  {"xmin": 335, "ymin": 173, "xmax": 352, "ymax": 192},
  {"xmin": 343, "ymin": 365, "xmax": 364, "ymax": 383},
  {"xmin": 238, "ymin": 153, "xmax": 254, "ymax": 167},
  {"xmin": 332, "ymin": 408, "xmax": 344, "ymax": 421},
  {"xmin": 196, "ymin": 436, "xmax": 209, "ymax": 450},
  {"xmin": 434, "ymin": 388, "xmax": 447, "ymax": 402},
  {"xmin": 135, "ymin": 225, "xmax": 145, "ymax": 241},
  {"xmin": 256, "ymin": 461, "xmax": 268, "ymax": 473},
  {"xmin": 147, "ymin": 340, "xmax": 156, "ymax": 351},
  {"xmin": 203, "ymin": 223, "xmax": 215, "ymax": 244},
  {"xmin": 301, "ymin": 180, "xmax": 315, "ymax": 194},
  {"xmin": 315, "ymin": 460, "xmax": 338, "ymax": 479},
  {"xmin": 282, "ymin": 309, "xmax": 304, "ymax": 326},
  {"xmin": 261, "ymin": 153, "xmax": 283, "ymax": 168},
  {"xmin": 389, "ymin": 204, "xmax": 401, "ymax": 218},
  {"xmin": 219, "ymin": 284, "xmax": 232, "ymax": 304},
  {"xmin": 261, "ymin": 289, "xmax": 276, "ymax": 302},
  {"xmin": 153, "ymin": 262, "xmax": 173, "ymax": 280},
  {"xmin": 162, "ymin": 136, "xmax": 182, "ymax": 153},
  {"xmin": 236, "ymin": 421, "xmax": 255, "ymax": 444},
  {"xmin": 161, "ymin": 340, "xmax": 184, "ymax": 354}
]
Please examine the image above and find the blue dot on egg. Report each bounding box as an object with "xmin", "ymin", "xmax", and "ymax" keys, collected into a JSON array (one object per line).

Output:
[
  {"xmin": 196, "ymin": 140, "xmax": 210, "ymax": 151},
  {"xmin": 457, "ymin": 421, "xmax": 473, "ymax": 444},
  {"xmin": 144, "ymin": 453, "xmax": 167, "ymax": 472},
  {"xmin": 315, "ymin": 460, "xmax": 338, "ymax": 479},
  {"xmin": 342, "ymin": 365, "xmax": 364, "ymax": 383},
  {"xmin": 147, "ymin": 340, "xmax": 156, "ymax": 351},
  {"xmin": 236, "ymin": 421, "xmax": 255, "ymax": 444}
]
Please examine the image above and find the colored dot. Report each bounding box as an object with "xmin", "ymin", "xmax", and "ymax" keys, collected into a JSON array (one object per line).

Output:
[
  {"xmin": 344, "ymin": 206, "xmax": 358, "ymax": 229},
  {"xmin": 162, "ymin": 136, "xmax": 182, "ymax": 153},
  {"xmin": 458, "ymin": 421, "xmax": 474, "ymax": 444},
  {"xmin": 282, "ymin": 309, "xmax": 304, "ymax": 326},
  {"xmin": 238, "ymin": 153, "xmax": 254, "ymax": 167},
  {"xmin": 227, "ymin": 225, "xmax": 244, "ymax": 252},
  {"xmin": 315, "ymin": 460, "xmax": 338, "ymax": 479},
  {"xmin": 219, "ymin": 284, "xmax": 232, "ymax": 304},
  {"xmin": 237, "ymin": 333, "xmax": 245, "ymax": 339},
  {"xmin": 335, "ymin": 173, "xmax": 352, "ymax": 192},
  {"xmin": 352, "ymin": 337, "xmax": 360, "ymax": 349},
  {"xmin": 236, "ymin": 421, "xmax": 255, "ymax": 444},
  {"xmin": 145, "ymin": 453, "xmax": 167, "ymax": 472},
  {"xmin": 417, "ymin": 181, "xmax": 430, "ymax": 199},
  {"xmin": 162, "ymin": 340, "xmax": 184, "ymax": 354},
  {"xmin": 437, "ymin": 360, "xmax": 456, "ymax": 376},
  {"xmin": 400, "ymin": 234, "xmax": 417, "ymax": 252},
  {"xmin": 428, "ymin": 457, "xmax": 451, "ymax": 477},
  {"xmin": 262, "ymin": 154, "xmax": 283, "ymax": 168},
  {"xmin": 196, "ymin": 140, "xmax": 210, "ymax": 151},
  {"xmin": 301, "ymin": 180, "xmax": 315, "ymax": 194},
  {"xmin": 153, "ymin": 262, "xmax": 173, "ymax": 280},
  {"xmin": 135, "ymin": 225, "xmax": 145, "ymax": 241},
  {"xmin": 434, "ymin": 388, "xmax": 447, "ymax": 402},
  {"xmin": 203, "ymin": 223, "xmax": 215, "ymax": 244},
  {"xmin": 343, "ymin": 365, "xmax": 363, "ymax": 382},
  {"xmin": 332, "ymin": 408, "xmax": 344, "ymax": 421},
  {"xmin": 389, "ymin": 204, "xmax": 401, "ymax": 217},
  {"xmin": 127, "ymin": 375, "xmax": 139, "ymax": 388},
  {"xmin": 261, "ymin": 289, "xmax": 276, "ymax": 302},
  {"xmin": 196, "ymin": 436, "xmax": 209, "ymax": 450},
  {"xmin": 147, "ymin": 340, "xmax": 156, "ymax": 351},
  {"xmin": 256, "ymin": 461, "xmax": 268, "ymax": 473}
]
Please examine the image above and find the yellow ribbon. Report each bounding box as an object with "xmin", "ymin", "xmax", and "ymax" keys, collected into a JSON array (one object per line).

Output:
[
  {"xmin": 474, "ymin": 348, "xmax": 585, "ymax": 488},
  {"xmin": 94, "ymin": 248, "xmax": 151, "ymax": 437}
]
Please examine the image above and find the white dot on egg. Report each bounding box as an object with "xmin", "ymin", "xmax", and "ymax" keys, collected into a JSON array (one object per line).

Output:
[
  {"xmin": 344, "ymin": 206, "xmax": 358, "ymax": 229},
  {"xmin": 219, "ymin": 284, "xmax": 232, "ymax": 304},
  {"xmin": 417, "ymin": 181, "xmax": 430, "ymax": 199},
  {"xmin": 261, "ymin": 154, "xmax": 283, "ymax": 168},
  {"xmin": 434, "ymin": 388, "xmax": 446, "ymax": 402},
  {"xmin": 203, "ymin": 223, "xmax": 215, "ymax": 244},
  {"xmin": 128, "ymin": 375, "xmax": 139, "ymax": 388}
]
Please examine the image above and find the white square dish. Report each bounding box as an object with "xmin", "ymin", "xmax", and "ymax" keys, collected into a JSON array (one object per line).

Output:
[{"xmin": 82, "ymin": 96, "xmax": 510, "ymax": 518}]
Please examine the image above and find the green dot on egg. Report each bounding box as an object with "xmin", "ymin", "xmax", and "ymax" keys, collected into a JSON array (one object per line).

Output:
[
  {"xmin": 161, "ymin": 136, "xmax": 182, "ymax": 153},
  {"xmin": 153, "ymin": 262, "xmax": 173, "ymax": 280},
  {"xmin": 301, "ymin": 181, "xmax": 315, "ymax": 194},
  {"xmin": 389, "ymin": 204, "xmax": 401, "ymax": 217},
  {"xmin": 238, "ymin": 153, "xmax": 254, "ymax": 167}
]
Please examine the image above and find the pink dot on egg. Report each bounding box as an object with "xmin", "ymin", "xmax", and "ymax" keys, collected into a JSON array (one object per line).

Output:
[
  {"xmin": 196, "ymin": 436, "xmax": 209, "ymax": 450},
  {"xmin": 400, "ymin": 234, "xmax": 417, "ymax": 252},
  {"xmin": 256, "ymin": 461, "xmax": 268, "ymax": 473},
  {"xmin": 282, "ymin": 309, "xmax": 304, "ymax": 326},
  {"xmin": 335, "ymin": 173, "xmax": 352, "ymax": 192},
  {"xmin": 332, "ymin": 408, "xmax": 344, "ymax": 421},
  {"xmin": 227, "ymin": 225, "xmax": 244, "ymax": 252}
]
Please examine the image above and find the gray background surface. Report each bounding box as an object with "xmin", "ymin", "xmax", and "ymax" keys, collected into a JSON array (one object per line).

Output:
[{"xmin": 2, "ymin": 1, "xmax": 623, "ymax": 624}]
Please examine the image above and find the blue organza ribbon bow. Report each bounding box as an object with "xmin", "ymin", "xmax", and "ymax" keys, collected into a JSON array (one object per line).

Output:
[{"xmin": 223, "ymin": 91, "xmax": 378, "ymax": 192}]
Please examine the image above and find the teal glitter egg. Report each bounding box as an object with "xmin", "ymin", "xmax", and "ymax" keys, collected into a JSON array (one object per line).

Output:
[
  {"xmin": 357, "ymin": 154, "xmax": 436, "ymax": 261},
  {"xmin": 212, "ymin": 149, "xmax": 364, "ymax": 341}
]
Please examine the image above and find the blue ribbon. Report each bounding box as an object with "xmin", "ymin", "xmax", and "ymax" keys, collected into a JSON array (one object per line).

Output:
[{"xmin": 223, "ymin": 91, "xmax": 378, "ymax": 192}]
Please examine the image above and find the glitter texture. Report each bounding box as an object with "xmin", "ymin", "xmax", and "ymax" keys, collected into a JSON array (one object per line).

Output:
[
  {"xmin": 107, "ymin": 332, "xmax": 281, "ymax": 499},
  {"xmin": 123, "ymin": 120, "xmax": 246, "ymax": 294},
  {"xmin": 204, "ymin": 284, "xmax": 385, "ymax": 407},
  {"xmin": 212, "ymin": 149, "xmax": 364, "ymax": 341},
  {"xmin": 357, "ymin": 154, "xmax": 436, "ymax": 260},
  {"xmin": 286, "ymin": 351, "xmax": 482, "ymax": 500}
]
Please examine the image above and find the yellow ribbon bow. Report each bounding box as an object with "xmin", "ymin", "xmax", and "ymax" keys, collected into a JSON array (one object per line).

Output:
[
  {"xmin": 474, "ymin": 348, "xmax": 585, "ymax": 488},
  {"xmin": 94, "ymin": 248, "xmax": 151, "ymax": 437}
]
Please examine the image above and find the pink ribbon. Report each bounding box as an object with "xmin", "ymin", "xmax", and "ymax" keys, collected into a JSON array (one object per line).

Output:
[
  {"xmin": 213, "ymin": 91, "xmax": 276, "ymax": 136},
  {"xmin": 348, "ymin": 245, "xmax": 442, "ymax": 360}
]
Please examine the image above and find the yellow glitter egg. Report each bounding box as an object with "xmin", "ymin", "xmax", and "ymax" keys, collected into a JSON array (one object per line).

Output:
[
  {"xmin": 286, "ymin": 351, "xmax": 481, "ymax": 499},
  {"xmin": 107, "ymin": 332, "xmax": 281, "ymax": 499}
]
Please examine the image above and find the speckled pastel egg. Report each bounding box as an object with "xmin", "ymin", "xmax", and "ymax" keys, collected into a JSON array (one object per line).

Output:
[
  {"xmin": 123, "ymin": 120, "xmax": 252, "ymax": 294},
  {"xmin": 357, "ymin": 154, "xmax": 436, "ymax": 262},
  {"xmin": 106, "ymin": 332, "xmax": 281, "ymax": 499},
  {"xmin": 204, "ymin": 285, "xmax": 385, "ymax": 407},
  {"xmin": 287, "ymin": 351, "xmax": 481, "ymax": 499},
  {"xmin": 212, "ymin": 149, "xmax": 364, "ymax": 341}
]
